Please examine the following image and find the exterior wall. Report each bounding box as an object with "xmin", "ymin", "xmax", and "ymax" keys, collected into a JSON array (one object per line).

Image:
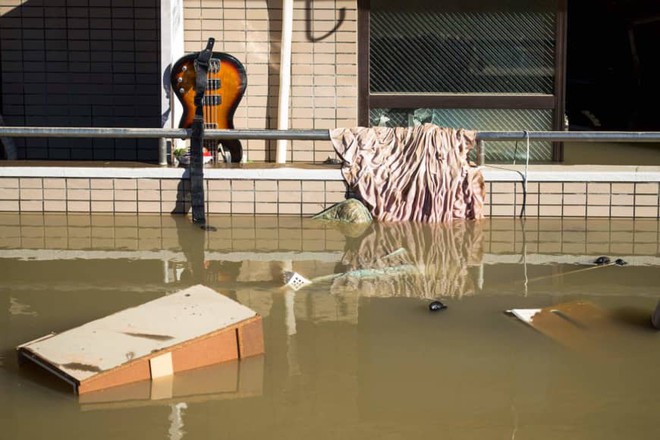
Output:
[
  {"xmin": 0, "ymin": 0, "xmax": 161, "ymax": 161},
  {"xmin": 181, "ymin": 0, "xmax": 358, "ymax": 163},
  {"xmin": 0, "ymin": 166, "xmax": 658, "ymax": 217}
]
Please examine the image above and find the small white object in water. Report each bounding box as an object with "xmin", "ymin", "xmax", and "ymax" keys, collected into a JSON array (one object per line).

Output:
[{"xmin": 282, "ymin": 271, "xmax": 311, "ymax": 291}]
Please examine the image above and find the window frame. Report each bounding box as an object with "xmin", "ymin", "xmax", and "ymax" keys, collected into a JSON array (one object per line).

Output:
[{"xmin": 357, "ymin": 0, "xmax": 568, "ymax": 161}]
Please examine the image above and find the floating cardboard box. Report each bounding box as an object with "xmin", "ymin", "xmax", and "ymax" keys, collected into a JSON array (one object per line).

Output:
[
  {"xmin": 17, "ymin": 284, "xmax": 264, "ymax": 394},
  {"xmin": 79, "ymin": 355, "xmax": 264, "ymax": 411}
]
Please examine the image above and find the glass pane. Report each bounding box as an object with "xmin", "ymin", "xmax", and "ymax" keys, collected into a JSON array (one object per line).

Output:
[
  {"xmin": 370, "ymin": 0, "xmax": 557, "ymax": 94},
  {"xmin": 369, "ymin": 108, "xmax": 554, "ymax": 163}
]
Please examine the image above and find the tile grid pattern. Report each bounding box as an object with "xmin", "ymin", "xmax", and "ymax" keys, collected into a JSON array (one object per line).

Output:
[
  {"xmin": 1, "ymin": 177, "xmax": 659, "ymax": 217},
  {"xmin": 182, "ymin": 0, "xmax": 357, "ymax": 163}
]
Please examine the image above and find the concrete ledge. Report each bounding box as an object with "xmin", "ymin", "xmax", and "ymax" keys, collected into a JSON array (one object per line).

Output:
[{"xmin": 483, "ymin": 165, "xmax": 660, "ymax": 182}]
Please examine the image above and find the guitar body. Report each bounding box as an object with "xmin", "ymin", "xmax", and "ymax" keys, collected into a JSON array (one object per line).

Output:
[{"xmin": 171, "ymin": 51, "xmax": 247, "ymax": 162}]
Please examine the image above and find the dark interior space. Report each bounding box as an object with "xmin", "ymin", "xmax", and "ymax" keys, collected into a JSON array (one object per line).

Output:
[{"xmin": 566, "ymin": 0, "xmax": 660, "ymax": 131}]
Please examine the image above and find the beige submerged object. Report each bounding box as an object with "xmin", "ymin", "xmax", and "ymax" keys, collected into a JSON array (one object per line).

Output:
[
  {"xmin": 17, "ymin": 285, "xmax": 264, "ymax": 395},
  {"xmin": 507, "ymin": 301, "xmax": 614, "ymax": 354}
]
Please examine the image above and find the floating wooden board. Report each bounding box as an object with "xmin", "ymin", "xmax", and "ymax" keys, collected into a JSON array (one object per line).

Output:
[
  {"xmin": 17, "ymin": 284, "xmax": 264, "ymax": 394},
  {"xmin": 508, "ymin": 300, "xmax": 613, "ymax": 354}
]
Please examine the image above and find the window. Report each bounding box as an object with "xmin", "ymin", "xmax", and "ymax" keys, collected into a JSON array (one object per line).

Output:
[{"xmin": 358, "ymin": 0, "xmax": 567, "ymax": 162}]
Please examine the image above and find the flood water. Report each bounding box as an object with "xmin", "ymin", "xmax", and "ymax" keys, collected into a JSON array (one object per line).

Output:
[{"xmin": 1, "ymin": 213, "xmax": 659, "ymax": 439}]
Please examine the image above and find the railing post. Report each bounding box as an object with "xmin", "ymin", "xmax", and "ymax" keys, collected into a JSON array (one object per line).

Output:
[
  {"xmin": 477, "ymin": 140, "xmax": 485, "ymax": 166},
  {"xmin": 159, "ymin": 138, "xmax": 168, "ymax": 166}
]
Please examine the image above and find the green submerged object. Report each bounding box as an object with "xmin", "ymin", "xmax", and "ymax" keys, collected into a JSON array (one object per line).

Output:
[{"xmin": 312, "ymin": 198, "xmax": 372, "ymax": 224}]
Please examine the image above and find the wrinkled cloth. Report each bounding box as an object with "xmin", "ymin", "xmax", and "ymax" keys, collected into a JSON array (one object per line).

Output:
[{"xmin": 330, "ymin": 124, "xmax": 485, "ymax": 222}]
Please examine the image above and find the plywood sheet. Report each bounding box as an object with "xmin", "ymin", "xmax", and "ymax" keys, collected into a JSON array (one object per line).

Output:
[{"xmin": 17, "ymin": 285, "xmax": 258, "ymax": 389}]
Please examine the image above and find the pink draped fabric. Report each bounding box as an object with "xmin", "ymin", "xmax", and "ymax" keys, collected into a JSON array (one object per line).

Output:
[{"xmin": 330, "ymin": 124, "xmax": 485, "ymax": 222}]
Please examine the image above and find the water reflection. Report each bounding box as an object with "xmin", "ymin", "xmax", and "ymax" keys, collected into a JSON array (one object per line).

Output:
[{"xmin": 332, "ymin": 220, "xmax": 484, "ymax": 300}]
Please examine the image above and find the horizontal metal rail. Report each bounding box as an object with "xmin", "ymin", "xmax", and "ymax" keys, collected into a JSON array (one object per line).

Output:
[
  {"xmin": 1, "ymin": 127, "xmax": 659, "ymax": 166},
  {"xmin": 3, "ymin": 126, "xmax": 660, "ymax": 142}
]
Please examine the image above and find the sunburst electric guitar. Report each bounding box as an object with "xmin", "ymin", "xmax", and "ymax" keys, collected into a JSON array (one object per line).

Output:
[{"xmin": 171, "ymin": 49, "xmax": 247, "ymax": 163}]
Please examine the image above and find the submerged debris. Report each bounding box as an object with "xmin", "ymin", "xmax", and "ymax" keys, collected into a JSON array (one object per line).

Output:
[
  {"xmin": 429, "ymin": 301, "xmax": 447, "ymax": 312},
  {"xmin": 312, "ymin": 198, "xmax": 372, "ymax": 224},
  {"xmin": 594, "ymin": 256, "xmax": 611, "ymax": 265}
]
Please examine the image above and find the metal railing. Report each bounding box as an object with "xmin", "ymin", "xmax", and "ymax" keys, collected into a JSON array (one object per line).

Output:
[{"xmin": 1, "ymin": 126, "xmax": 660, "ymax": 166}]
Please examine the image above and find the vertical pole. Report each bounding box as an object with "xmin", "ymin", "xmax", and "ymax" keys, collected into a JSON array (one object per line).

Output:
[
  {"xmin": 276, "ymin": 0, "xmax": 294, "ymax": 164},
  {"xmin": 160, "ymin": 0, "xmax": 185, "ymax": 162},
  {"xmin": 477, "ymin": 139, "xmax": 485, "ymax": 166}
]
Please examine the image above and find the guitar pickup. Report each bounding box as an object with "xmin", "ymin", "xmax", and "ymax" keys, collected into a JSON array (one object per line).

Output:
[
  {"xmin": 207, "ymin": 79, "xmax": 221, "ymax": 90},
  {"xmin": 202, "ymin": 96, "xmax": 222, "ymax": 105}
]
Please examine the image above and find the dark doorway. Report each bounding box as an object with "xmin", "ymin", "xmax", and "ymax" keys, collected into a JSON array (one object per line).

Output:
[{"xmin": 566, "ymin": 0, "xmax": 660, "ymax": 131}]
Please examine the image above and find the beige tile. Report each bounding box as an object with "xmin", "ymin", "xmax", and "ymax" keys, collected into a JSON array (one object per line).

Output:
[
  {"xmin": 43, "ymin": 178, "xmax": 66, "ymax": 189},
  {"xmin": 538, "ymin": 194, "xmax": 563, "ymax": 205},
  {"xmin": 233, "ymin": 191, "xmax": 255, "ymax": 202},
  {"xmin": 207, "ymin": 202, "xmax": 231, "ymax": 214},
  {"xmin": 633, "ymin": 243, "xmax": 658, "ymax": 254},
  {"xmin": 90, "ymin": 179, "xmax": 114, "ymax": 190},
  {"xmin": 491, "ymin": 193, "xmax": 515, "ymax": 205},
  {"xmin": 115, "ymin": 190, "xmax": 137, "ymax": 201},
  {"xmin": 138, "ymin": 201, "xmax": 161, "ymax": 213},
  {"xmin": 587, "ymin": 206, "xmax": 610, "ymax": 217},
  {"xmin": 490, "ymin": 205, "xmax": 514, "ymax": 217},
  {"xmin": 562, "ymin": 205, "xmax": 586, "ymax": 217},
  {"xmin": 588, "ymin": 183, "xmax": 610, "ymax": 194},
  {"xmin": 44, "ymin": 200, "xmax": 67, "ymax": 212},
  {"xmin": 91, "ymin": 189, "xmax": 114, "ymax": 201},
  {"xmin": 611, "ymin": 194, "xmax": 634, "ymax": 206},
  {"xmin": 635, "ymin": 195, "xmax": 658, "ymax": 206},
  {"xmin": 138, "ymin": 190, "xmax": 161, "ymax": 202},
  {"xmin": 279, "ymin": 203, "xmax": 302, "ymax": 215},
  {"xmin": 137, "ymin": 179, "xmax": 160, "ymax": 190},
  {"xmin": 635, "ymin": 183, "xmax": 659, "ymax": 195},
  {"xmin": 611, "ymin": 183, "xmax": 634, "ymax": 193},
  {"xmin": 610, "ymin": 206, "xmax": 634, "ymax": 217},
  {"xmin": 588, "ymin": 194, "xmax": 610, "ymax": 205},
  {"xmin": 278, "ymin": 181, "xmax": 301, "ymax": 191},
  {"xmin": 255, "ymin": 180, "xmax": 276, "ymax": 191},
  {"xmin": 0, "ymin": 188, "xmax": 19, "ymax": 199},
  {"xmin": 67, "ymin": 201, "xmax": 90, "ymax": 212},
  {"xmin": 43, "ymin": 189, "xmax": 66, "ymax": 200},
  {"xmin": 279, "ymin": 191, "xmax": 302, "ymax": 203},
  {"xmin": 67, "ymin": 189, "xmax": 90, "ymax": 201},
  {"xmin": 91, "ymin": 201, "xmax": 115, "ymax": 212},
  {"xmin": 256, "ymin": 191, "xmax": 278, "ymax": 202},
  {"xmin": 539, "ymin": 182, "xmax": 563, "ymax": 193},
  {"xmin": 563, "ymin": 194, "xmax": 586, "ymax": 205},
  {"xmin": 539, "ymin": 205, "xmax": 562, "ymax": 216},
  {"xmin": 562, "ymin": 182, "xmax": 586, "ymax": 193},
  {"xmin": 19, "ymin": 200, "xmax": 42, "ymax": 211},
  {"xmin": 232, "ymin": 202, "xmax": 254, "ymax": 214},
  {"xmin": 67, "ymin": 179, "xmax": 90, "ymax": 189},
  {"xmin": 208, "ymin": 189, "xmax": 231, "ymax": 202},
  {"xmin": 325, "ymin": 181, "xmax": 346, "ymax": 192},
  {"xmin": 20, "ymin": 188, "xmax": 43, "ymax": 200},
  {"xmin": 0, "ymin": 178, "xmax": 19, "ymax": 189},
  {"xmin": 635, "ymin": 206, "xmax": 658, "ymax": 218},
  {"xmin": 232, "ymin": 180, "xmax": 254, "ymax": 191},
  {"xmin": 115, "ymin": 201, "xmax": 137, "ymax": 212},
  {"xmin": 114, "ymin": 179, "xmax": 137, "ymax": 190},
  {"xmin": 20, "ymin": 178, "xmax": 43, "ymax": 189}
]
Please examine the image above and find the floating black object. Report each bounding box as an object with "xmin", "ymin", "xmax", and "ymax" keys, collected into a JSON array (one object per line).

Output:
[
  {"xmin": 614, "ymin": 258, "xmax": 627, "ymax": 266},
  {"xmin": 594, "ymin": 256, "xmax": 610, "ymax": 265},
  {"xmin": 429, "ymin": 301, "xmax": 447, "ymax": 312}
]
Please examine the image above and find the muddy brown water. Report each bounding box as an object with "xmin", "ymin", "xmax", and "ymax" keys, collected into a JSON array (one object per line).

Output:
[{"xmin": 1, "ymin": 214, "xmax": 659, "ymax": 439}]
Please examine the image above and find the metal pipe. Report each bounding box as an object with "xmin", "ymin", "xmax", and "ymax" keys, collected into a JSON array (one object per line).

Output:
[
  {"xmin": 1, "ymin": 126, "xmax": 660, "ymax": 143},
  {"xmin": 276, "ymin": 0, "xmax": 295, "ymax": 163},
  {"xmin": 158, "ymin": 138, "xmax": 168, "ymax": 166}
]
